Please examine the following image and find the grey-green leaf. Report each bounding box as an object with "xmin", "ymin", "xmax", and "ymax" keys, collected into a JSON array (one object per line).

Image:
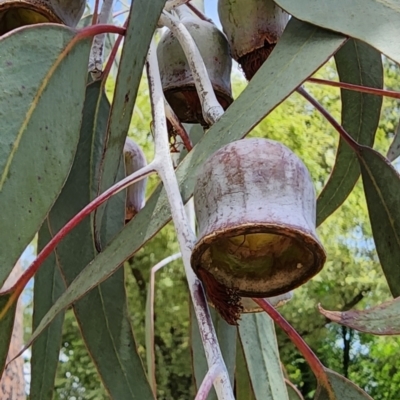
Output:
[
  {"xmin": 286, "ymin": 380, "xmax": 304, "ymax": 400},
  {"xmin": 191, "ymin": 304, "xmax": 236, "ymax": 399},
  {"xmin": 0, "ymin": 293, "xmax": 17, "ymax": 379},
  {"xmin": 45, "ymin": 81, "xmax": 154, "ymax": 400},
  {"xmin": 236, "ymin": 338, "xmax": 256, "ymax": 400},
  {"xmin": 316, "ymin": 39, "xmax": 383, "ymax": 226},
  {"xmin": 358, "ymin": 146, "xmax": 400, "ymax": 297},
  {"xmin": 25, "ymin": 19, "xmax": 346, "ymax": 348},
  {"xmin": 30, "ymin": 221, "xmax": 66, "ymax": 400},
  {"xmin": 238, "ymin": 313, "xmax": 289, "ymax": 400},
  {"xmin": 314, "ymin": 369, "xmax": 373, "ymax": 400},
  {"xmin": 93, "ymin": 0, "xmax": 165, "ymax": 248},
  {"xmin": 0, "ymin": 25, "xmax": 90, "ymax": 287},
  {"xmin": 275, "ymin": 0, "xmax": 400, "ymax": 65}
]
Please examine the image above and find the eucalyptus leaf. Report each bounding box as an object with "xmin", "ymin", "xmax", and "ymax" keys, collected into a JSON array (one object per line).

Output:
[
  {"xmin": 0, "ymin": 25, "xmax": 90, "ymax": 287},
  {"xmin": 0, "ymin": 293, "xmax": 17, "ymax": 379},
  {"xmin": 286, "ymin": 380, "xmax": 304, "ymax": 400},
  {"xmin": 24, "ymin": 19, "xmax": 346, "ymax": 349},
  {"xmin": 358, "ymin": 146, "xmax": 400, "ymax": 297},
  {"xmin": 319, "ymin": 294, "xmax": 400, "ymax": 335},
  {"xmin": 275, "ymin": 0, "xmax": 400, "ymax": 65},
  {"xmin": 238, "ymin": 313, "xmax": 289, "ymax": 400},
  {"xmin": 43, "ymin": 81, "xmax": 153, "ymax": 400},
  {"xmin": 94, "ymin": 0, "xmax": 165, "ymax": 248},
  {"xmin": 314, "ymin": 369, "xmax": 373, "ymax": 400},
  {"xmin": 236, "ymin": 338, "xmax": 256, "ymax": 400},
  {"xmin": 317, "ymin": 40, "xmax": 383, "ymax": 226},
  {"xmin": 30, "ymin": 221, "xmax": 66, "ymax": 400}
]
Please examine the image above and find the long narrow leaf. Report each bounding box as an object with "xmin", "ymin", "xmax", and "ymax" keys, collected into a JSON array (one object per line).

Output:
[
  {"xmin": 30, "ymin": 221, "xmax": 66, "ymax": 400},
  {"xmin": 319, "ymin": 297, "xmax": 400, "ymax": 335},
  {"xmin": 44, "ymin": 81, "xmax": 154, "ymax": 400},
  {"xmin": 315, "ymin": 369, "xmax": 373, "ymax": 400},
  {"xmin": 317, "ymin": 40, "xmax": 383, "ymax": 225},
  {"xmin": 94, "ymin": 0, "xmax": 165, "ymax": 248},
  {"xmin": 275, "ymin": 0, "xmax": 400, "ymax": 65},
  {"xmin": 0, "ymin": 294, "xmax": 17, "ymax": 379},
  {"xmin": 236, "ymin": 337, "xmax": 256, "ymax": 400},
  {"xmin": 358, "ymin": 146, "xmax": 400, "ymax": 297},
  {"xmin": 286, "ymin": 380, "xmax": 304, "ymax": 400},
  {"xmin": 0, "ymin": 25, "xmax": 89, "ymax": 286},
  {"xmin": 238, "ymin": 313, "xmax": 289, "ymax": 400}
]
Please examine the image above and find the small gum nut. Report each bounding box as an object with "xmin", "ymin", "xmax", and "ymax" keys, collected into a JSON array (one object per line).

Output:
[
  {"xmin": 157, "ymin": 16, "xmax": 233, "ymax": 126},
  {"xmin": 124, "ymin": 137, "xmax": 148, "ymax": 223},
  {"xmin": 0, "ymin": 0, "xmax": 85, "ymax": 35},
  {"xmin": 218, "ymin": 0, "xmax": 289, "ymax": 80},
  {"xmin": 191, "ymin": 138, "xmax": 326, "ymax": 325}
]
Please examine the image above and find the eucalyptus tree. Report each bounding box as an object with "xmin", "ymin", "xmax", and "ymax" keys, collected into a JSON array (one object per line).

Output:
[{"xmin": 1, "ymin": 1, "xmax": 400, "ymax": 400}]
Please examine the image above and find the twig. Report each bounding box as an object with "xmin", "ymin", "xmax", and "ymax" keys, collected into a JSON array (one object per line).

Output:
[
  {"xmin": 91, "ymin": 0, "xmax": 101, "ymax": 25},
  {"xmin": 77, "ymin": 24, "xmax": 126, "ymax": 39},
  {"xmin": 164, "ymin": 98, "xmax": 193, "ymax": 151},
  {"xmin": 89, "ymin": 0, "xmax": 115, "ymax": 78},
  {"xmin": 164, "ymin": 0, "xmax": 190, "ymax": 12},
  {"xmin": 186, "ymin": 3, "xmax": 214, "ymax": 23},
  {"xmin": 297, "ymin": 86, "xmax": 359, "ymax": 151},
  {"xmin": 267, "ymin": 291, "xmax": 293, "ymax": 307},
  {"xmin": 307, "ymin": 77, "xmax": 400, "ymax": 100},
  {"xmin": 159, "ymin": 11, "xmax": 224, "ymax": 125},
  {"xmin": 102, "ymin": 18, "xmax": 128, "ymax": 81},
  {"xmin": 146, "ymin": 37, "xmax": 234, "ymax": 400},
  {"xmin": 195, "ymin": 363, "xmax": 223, "ymax": 400},
  {"xmin": 253, "ymin": 298, "xmax": 335, "ymax": 399},
  {"xmin": 113, "ymin": 9, "xmax": 129, "ymax": 18},
  {"xmin": 146, "ymin": 253, "xmax": 182, "ymax": 395}
]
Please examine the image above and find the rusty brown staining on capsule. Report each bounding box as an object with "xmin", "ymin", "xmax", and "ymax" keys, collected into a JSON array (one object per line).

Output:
[{"xmin": 197, "ymin": 267, "xmax": 243, "ymax": 325}]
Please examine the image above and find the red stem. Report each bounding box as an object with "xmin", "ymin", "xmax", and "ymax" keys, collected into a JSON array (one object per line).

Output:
[
  {"xmin": 165, "ymin": 102, "xmax": 193, "ymax": 151},
  {"xmin": 77, "ymin": 24, "xmax": 126, "ymax": 40},
  {"xmin": 2, "ymin": 167, "xmax": 155, "ymax": 299},
  {"xmin": 308, "ymin": 77, "xmax": 400, "ymax": 100},
  {"xmin": 102, "ymin": 18, "xmax": 129, "ymax": 81},
  {"xmin": 92, "ymin": 0, "xmax": 101, "ymax": 25},
  {"xmin": 296, "ymin": 86, "xmax": 359, "ymax": 152},
  {"xmin": 252, "ymin": 298, "xmax": 334, "ymax": 395},
  {"xmin": 186, "ymin": 3, "xmax": 214, "ymax": 24}
]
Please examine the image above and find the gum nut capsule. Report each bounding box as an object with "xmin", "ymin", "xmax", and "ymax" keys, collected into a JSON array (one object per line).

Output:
[
  {"xmin": 191, "ymin": 138, "xmax": 326, "ymax": 324},
  {"xmin": 123, "ymin": 137, "xmax": 148, "ymax": 223},
  {"xmin": 218, "ymin": 0, "xmax": 289, "ymax": 80},
  {"xmin": 0, "ymin": 0, "xmax": 85, "ymax": 35},
  {"xmin": 157, "ymin": 16, "xmax": 233, "ymax": 126}
]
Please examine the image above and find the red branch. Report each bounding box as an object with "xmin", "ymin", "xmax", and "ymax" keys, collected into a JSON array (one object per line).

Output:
[
  {"xmin": 1, "ymin": 167, "xmax": 155, "ymax": 300},
  {"xmin": 297, "ymin": 86, "xmax": 359, "ymax": 152},
  {"xmin": 252, "ymin": 298, "xmax": 334, "ymax": 398},
  {"xmin": 308, "ymin": 77, "xmax": 400, "ymax": 100},
  {"xmin": 92, "ymin": 0, "xmax": 101, "ymax": 25},
  {"xmin": 77, "ymin": 24, "xmax": 126, "ymax": 40},
  {"xmin": 102, "ymin": 18, "xmax": 129, "ymax": 81}
]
